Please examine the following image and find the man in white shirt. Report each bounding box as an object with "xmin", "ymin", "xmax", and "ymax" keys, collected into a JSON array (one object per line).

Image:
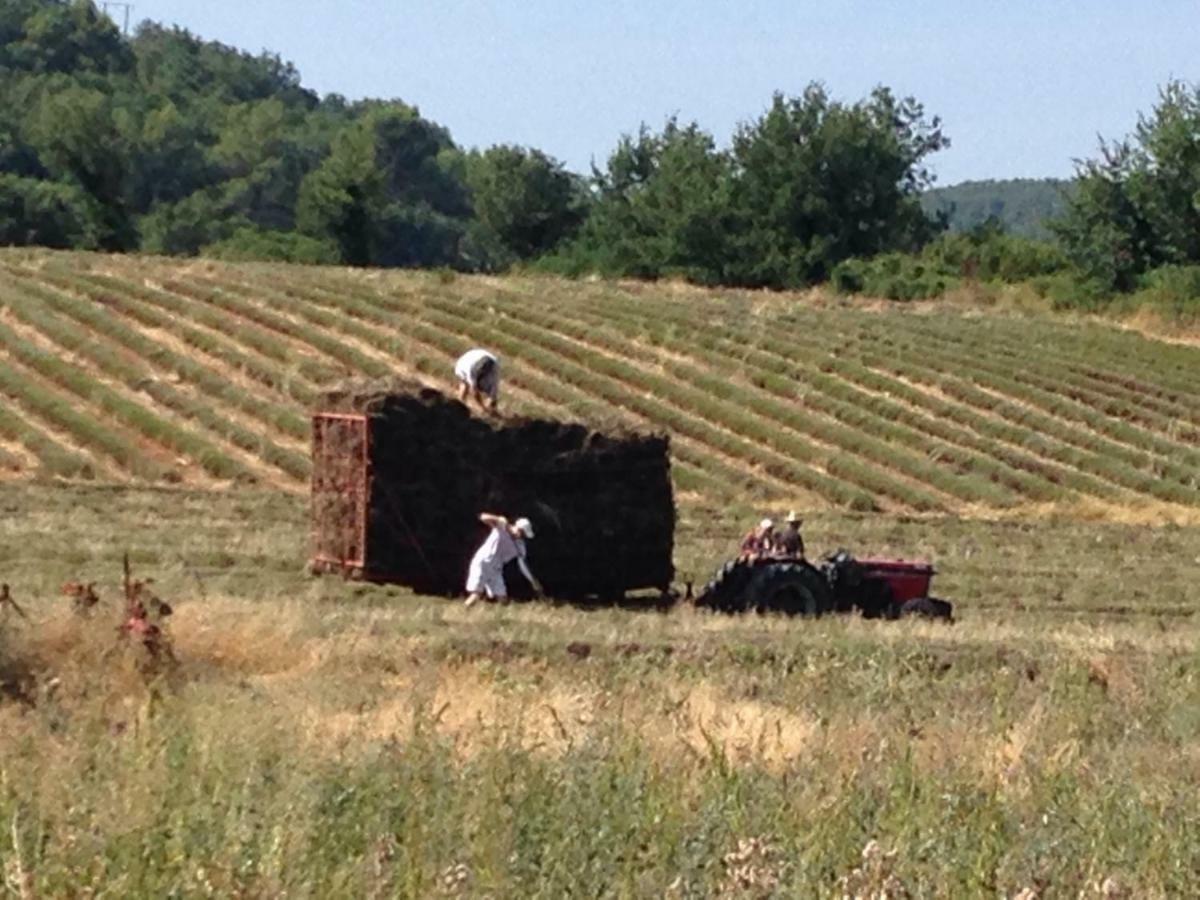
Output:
[
  {"xmin": 464, "ymin": 512, "xmax": 542, "ymax": 607},
  {"xmin": 454, "ymin": 348, "xmax": 501, "ymax": 412}
]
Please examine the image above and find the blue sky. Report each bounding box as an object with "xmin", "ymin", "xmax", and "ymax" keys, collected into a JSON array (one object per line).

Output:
[{"xmin": 134, "ymin": 1, "xmax": 1197, "ymax": 186}]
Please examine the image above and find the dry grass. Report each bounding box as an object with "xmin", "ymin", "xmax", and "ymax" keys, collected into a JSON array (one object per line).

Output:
[{"xmin": 2, "ymin": 482, "xmax": 1198, "ymax": 895}]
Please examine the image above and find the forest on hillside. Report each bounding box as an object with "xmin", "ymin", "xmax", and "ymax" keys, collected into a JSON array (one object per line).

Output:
[
  {"xmin": 921, "ymin": 179, "xmax": 1073, "ymax": 239},
  {"xmin": 2, "ymin": 1, "xmax": 1199, "ymax": 315}
]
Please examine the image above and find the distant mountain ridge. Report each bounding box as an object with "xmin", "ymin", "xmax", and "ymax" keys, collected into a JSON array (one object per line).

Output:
[{"xmin": 922, "ymin": 178, "xmax": 1074, "ymax": 239}]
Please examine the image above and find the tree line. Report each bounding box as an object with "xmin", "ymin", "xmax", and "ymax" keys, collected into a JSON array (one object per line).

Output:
[
  {"xmin": 0, "ymin": 0, "xmax": 587, "ymax": 270},
  {"xmin": 2, "ymin": 1, "xmax": 1199, "ymax": 314}
]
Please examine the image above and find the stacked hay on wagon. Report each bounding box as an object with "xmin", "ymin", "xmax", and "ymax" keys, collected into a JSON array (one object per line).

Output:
[{"xmin": 311, "ymin": 381, "xmax": 675, "ymax": 601}]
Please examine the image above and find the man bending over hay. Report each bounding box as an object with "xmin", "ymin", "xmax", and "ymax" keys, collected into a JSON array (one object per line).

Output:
[
  {"xmin": 465, "ymin": 513, "xmax": 542, "ymax": 606},
  {"xmin": 454, "ymin": 348, "xmax": 501, "ymax": 412}
]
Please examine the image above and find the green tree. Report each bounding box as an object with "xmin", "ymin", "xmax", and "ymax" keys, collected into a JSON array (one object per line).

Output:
[
  {"xmin": 0, "ymin": 173, "xmax": 102, "ymax": 248},
  {"xmin": 726, "ymin": 85, "xmax": 948, "ymax": 288},
  {"xmin": 20, "ymin": 77, "xmax": 135, "ymax": 248},
  {"xmin": 562, "ymin": 120, "xmax": 734, "ymax": 281},
  {"xmin": 465, "ymin": 145, "xmax": 586, "ymax": 261},
  {"xmin": 1056, "ymin": 80, "xmax": 1200, "ymax": 290},
  {"xmin": 1, "ymin": 0, "xmax": 132, "ymax": 75},
  {"xmin": 297, "ymin": 105, "xmax": 473, "ymax": 268},
  {"xmin": 131, "ymin": 23, "xmax": 314, "ymax": 109}
]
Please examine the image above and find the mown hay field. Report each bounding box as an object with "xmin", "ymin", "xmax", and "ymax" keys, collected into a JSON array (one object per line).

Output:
[
  {"xmin": 1, "ymin": 250, "xmax": 1200, "ymax": 896},
  {"xmin": 1, "ymin": 483, "xmax": 1199, "ymax": 897},
  {"xmin": 2, "ymin": 249, "xmax": 1200, "ymax": 520}
]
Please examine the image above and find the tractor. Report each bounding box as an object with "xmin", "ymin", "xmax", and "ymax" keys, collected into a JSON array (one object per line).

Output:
[{"xmin": 693, "ymin": 549, "xmax": 953, "ymax": 620}]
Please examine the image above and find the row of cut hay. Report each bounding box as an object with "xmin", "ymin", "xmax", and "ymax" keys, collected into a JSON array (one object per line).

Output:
[
  {"xmin": 0, "ymin": 320, "xmax": 168, "ymax": 480},
  {"xmin": 860, "ymin": 322, "xmax": 1200, "ymax": 501},
  {"xmin": 530, "ymin": 289, "xmax": 1037, "ymax": 509},
  {"xmin": 896, "ymin": 315, "xmax": 1200, "ymax": 465},
  {"xmin": 882, "ymin": 354, "xmax": 1199, "ymax": 505},
  {"xmin": 6, "ymin": 279, "xmax": 309, "ymax": 483},
  {"xmin": 0, "ymin": 292, "xmax": 255, "ymax": 483},
  {"xmin": 0, "ymin": 379, "xmax": 100, "ymax": 479},
  {"xmin": 384, "ymin": 289, "xmax": 882, "ymax": 510},
  {"xmin": 51, "ymin": 271, "xmax": 322, "ymax": 408}
]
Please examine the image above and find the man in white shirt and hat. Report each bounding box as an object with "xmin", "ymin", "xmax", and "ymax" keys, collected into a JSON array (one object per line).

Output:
[
  {"xmin": 464, "ymin": 512, "xmax": 542, "ymax": 607},
  {"xmin": 454, "ymin": 348, "xmax": 501, "ymax": 412}
]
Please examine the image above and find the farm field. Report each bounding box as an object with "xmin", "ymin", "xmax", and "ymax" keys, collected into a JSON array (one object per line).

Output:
[
  {"xmin": 2, "ymin": 249, "xmax": 1200, "ymax": 520},
  {"xmin": 2, "ymin": 250, "xmax": 1200, "ymax": 895},
  {"xmin": 2, "ymin": 486, "xmax": 1200, "ymax": 896}
]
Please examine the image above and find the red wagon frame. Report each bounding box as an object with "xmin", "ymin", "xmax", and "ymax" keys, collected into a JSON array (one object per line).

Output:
[{"xmin": 310, "ymin": 412, "xmax": 370, "ymax": 577}]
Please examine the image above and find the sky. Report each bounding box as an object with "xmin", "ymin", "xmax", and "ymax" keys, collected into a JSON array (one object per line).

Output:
[{"xmin": 127, "ymin": 1, "xmax": 1197, "ymax": 187}]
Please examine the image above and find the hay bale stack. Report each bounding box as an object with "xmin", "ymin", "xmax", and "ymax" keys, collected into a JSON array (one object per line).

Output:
[{"xmin": 315, "ymin": 381, "xmax": 675, "ymax": 600}]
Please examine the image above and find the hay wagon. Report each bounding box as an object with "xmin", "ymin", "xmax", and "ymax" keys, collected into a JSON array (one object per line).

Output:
[{"xmin": 310, "ymin": 383, "xmax": 675, "ymax": 602}]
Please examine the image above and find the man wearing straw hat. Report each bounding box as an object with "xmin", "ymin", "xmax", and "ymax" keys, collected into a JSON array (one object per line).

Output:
[
  {"xmin": 464, "ymin": 512, "xmax": 543, "ymax": 607},
  {"xmin": 775, "ymin": 511, "xmax": 806, "ymax": 560}
]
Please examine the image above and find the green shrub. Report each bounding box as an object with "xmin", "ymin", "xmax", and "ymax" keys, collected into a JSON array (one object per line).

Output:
[
  {"xmin": 202, "ymin": 227, "xmax": 341, "ymax": 265},
  {"xmin": 926, "ymin": 227, "xmax": 1068, "ymax": 282},
  {"xmin": 831, "ymin": 253, "xmax": 956, "ymax": 301},
  {"xmin": 832, "ymin": 223, "xmax": 1071, "ymax": 301},
  {"xmin": 1030, "ymin": 271, "xmax": 1117, "ymax": 312},
  {"xmin": 1130, "ymin": 265, "xmax": 1200, "ymax": 321}
]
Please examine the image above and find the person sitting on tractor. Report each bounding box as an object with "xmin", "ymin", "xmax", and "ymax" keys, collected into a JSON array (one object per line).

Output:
[
  {"xmin": 455, "ymin": 348, "xmax": 501, "ymax": 412},
  {"xmin": 739, "ymin": 518, "xmax": 776, "ymax": 560},
  {"xmin": 775, "ymin": 511, "xmax": 806, "ymax": 560},
  {"xmin": 464, "ymin": 513, "xmax": 543, "ymax": 607}
]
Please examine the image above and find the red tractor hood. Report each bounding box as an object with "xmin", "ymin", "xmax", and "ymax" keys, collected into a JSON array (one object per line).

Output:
[{"xmin": 857, "ymin": 558, "xmax": 935, "ymax": 604}]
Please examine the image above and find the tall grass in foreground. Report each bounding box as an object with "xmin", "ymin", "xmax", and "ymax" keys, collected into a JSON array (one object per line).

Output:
[
  {"xmin": 1, "ymin": 653, "xmax": 1197, "ymax": 897},
  {"xmin": 2, "ymin": 484, "xmax": 1200, "ymax": 895},
  {"xmin": 2, "ymin": 591, "xmax": 1198, "ymax": 898}
]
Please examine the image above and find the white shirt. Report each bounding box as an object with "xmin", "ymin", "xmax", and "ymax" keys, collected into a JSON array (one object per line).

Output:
[
  {"xmin": 471, "ymin": 525, "xmax": 525, "ymax": 569},
  {"xmin": 454, "ymin": 349, "xmax": 500, "ymax": 397}
]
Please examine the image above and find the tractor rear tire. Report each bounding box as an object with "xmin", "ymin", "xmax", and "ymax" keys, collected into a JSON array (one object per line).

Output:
[{"xmin": 746, "ymin": 562, "xmax": 831, "ymax": 617}]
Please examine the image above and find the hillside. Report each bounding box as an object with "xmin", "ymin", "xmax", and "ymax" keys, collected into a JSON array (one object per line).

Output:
[
  {"xmin": 1, "ymin": 249, "xmax": 1199, "ymax": 518},
  {"xmin": 922, "ymin": 178, "xmax": 1073, "ymax": 238}
]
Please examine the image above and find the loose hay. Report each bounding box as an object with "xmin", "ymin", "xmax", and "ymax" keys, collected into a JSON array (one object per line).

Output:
[{"xmin": 314, "ymin": 380, "xmax": 675, "ymax": 600}]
